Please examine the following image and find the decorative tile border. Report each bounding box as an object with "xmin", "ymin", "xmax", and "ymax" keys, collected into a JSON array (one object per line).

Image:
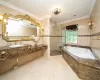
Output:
[
  {"xmin": 41, "ymin": 35, "xmax": 64, "ymax": 37},
  {"xmin": 78, "ymin": 35, "xmax": 91, "ymax": 37},
  {"xmin": 91, "ymin": 32, "xmax": 100, "ymax": 36},
  {"xmin": 41, "ymin": 35, "xmax": 90, "ymax": 37},
  {"xmin": 41, "ymin": 32, "xmax": 100, "ymax": 37},
  {"xmin": 1, "ymin": 32, "xmax": 99, "ymax": 39},
  {"xmin": 64, "ymin": 44, "xmax": 90, "ymax": 49}
]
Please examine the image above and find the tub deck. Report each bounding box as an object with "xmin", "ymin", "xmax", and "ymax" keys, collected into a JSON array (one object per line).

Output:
[{"xmin": 62, "ymin": 46, "xmax": 100, "ymax": 80}]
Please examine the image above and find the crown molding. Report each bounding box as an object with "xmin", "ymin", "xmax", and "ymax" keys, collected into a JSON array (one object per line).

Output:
[
  {"xmin": 0, "ymin": 0, "xmax": 41, "ymax": 20},
  {"xmin": 40, "ymin": 15, "xmax": 51, "ymax": 20},
  {"xmin": 59, "ymin": 15, "xmax": 90, "ymax": 24},
  {"xmin": 89, "ymin": 0, "xmax": 96, "ymax": 16}
]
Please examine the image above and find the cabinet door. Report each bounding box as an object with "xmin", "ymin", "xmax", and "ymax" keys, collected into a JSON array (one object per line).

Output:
[
  {"xmin": 18, "ymin": 53, "xmax": 34, "ymax": 66},
  {"xmin": 0, "ymin": 58, "xmax": 17, "ymax": 75},
  {"xmin": 34, "ymin": 50, "xmax": 43, "ymax": 58},
  {"xmin": 18, "ymin": 50, "xmax": 44, "ymax": 66}
]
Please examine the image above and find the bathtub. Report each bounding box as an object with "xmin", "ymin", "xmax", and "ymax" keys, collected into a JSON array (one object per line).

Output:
[
  {"xmin": 62, "ymin": 46, "xmax": 100, "ymax": 80},
  {"xmin": 64, "ymin": 46, "xmax": 95, "ymax": 59}
]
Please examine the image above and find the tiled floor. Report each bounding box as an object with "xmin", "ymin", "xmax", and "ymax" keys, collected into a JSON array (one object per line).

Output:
[{"xmin": 0, "ymin": 55, "xmax": 81, "ymax": 80}]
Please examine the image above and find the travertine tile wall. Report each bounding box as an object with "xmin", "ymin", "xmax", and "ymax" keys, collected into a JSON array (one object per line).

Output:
[
  {"xmin": 50, "ymin": 23, "xmax": 62, "ymax": 52},
  {"xmin": 41, "ymin": 17, "xmax": 50, "ymax": 57},
  {"xmin": 90, "ymin": 0, "xmax": 100, "ymax": 59},
  {"xmin": 60, "ymin": 18, "xmax": 90, "ymax": 47}
]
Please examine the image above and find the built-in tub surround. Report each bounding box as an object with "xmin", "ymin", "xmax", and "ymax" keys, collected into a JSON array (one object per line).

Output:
[
  {"xmin": 0, "ymin": 44, "xmax": 47, "ymax": 75},
  {"xmin": 64, "ymin": 46, "xmax": 95, "ymax": 59},
  {"xmin": 90, "ymin": 0, "xmax": 100, "ymax": 60},
  {"xmin": 62, "ymin": 46, "xmax": 100, "ymax": 80}
]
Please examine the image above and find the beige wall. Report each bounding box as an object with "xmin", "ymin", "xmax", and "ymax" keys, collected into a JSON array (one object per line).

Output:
[
  {"xmin": 90, "ymin": 0, "xmax": 100, "ymax": 59},
  {"xmin": 41, "ymin": 17, "xmax": 50, "ymax": 57},
  {"xmin": 60, "ymin": 18, "xmax": 90, "ymax": 46}
]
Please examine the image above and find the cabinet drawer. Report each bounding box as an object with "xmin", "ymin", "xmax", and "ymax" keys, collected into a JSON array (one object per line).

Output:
[{"xmin": 0, "ymin": 58, "xmax": 17, "ymax": 74}]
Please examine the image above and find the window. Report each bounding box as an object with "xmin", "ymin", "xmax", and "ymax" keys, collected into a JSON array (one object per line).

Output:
[
  {"xmin": 65, "ymin": 30, "xmax": 78, "ymax": 43},
  {"xmin": 62, "ymin": 25, "xmax": 78, "ymax": 44},
  {"xmin": 65, "ymin": 24, "xmax": 78, "ymax": 44}
]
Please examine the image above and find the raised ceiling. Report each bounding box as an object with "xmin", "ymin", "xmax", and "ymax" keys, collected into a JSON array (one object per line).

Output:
[{"xmin": 2, "ymin": 0, "xmax": 96, "ymax": 23}]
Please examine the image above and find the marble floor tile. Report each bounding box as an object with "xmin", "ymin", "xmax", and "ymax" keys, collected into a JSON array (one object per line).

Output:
[{"xmin": 0, "ymin": 55, "xmax": 81, "ymax": 80}]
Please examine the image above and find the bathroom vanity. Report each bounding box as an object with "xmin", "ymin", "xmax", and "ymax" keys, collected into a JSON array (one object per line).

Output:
[
  {"xmin": 0, "ymin": 14, "xmax": 47, "ymax": 75},
  {"xmin": 0, "ymin": 44, "xmax": 47, "ymax": 75}
]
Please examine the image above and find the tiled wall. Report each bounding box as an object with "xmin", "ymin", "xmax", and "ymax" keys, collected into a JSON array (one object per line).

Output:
[
  {"xmin": 41, "ymin": 17, "xmax": 50, "ymax": 57},
  {"xmin": 50, "ymin": 23, "xmax": 62, "ymax": 52},
  {"xmin": 90, "ymin": 0, "xmax": 100, "ymax": 59},
  {"xmin": 60, "ymin": 18, "xmax": 90, "ymax": 47}
]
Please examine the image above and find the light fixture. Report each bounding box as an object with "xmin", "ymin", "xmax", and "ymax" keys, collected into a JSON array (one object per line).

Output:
[
  {"xmin": 41, "ymin": 26, "xmax": 44, "ymax": 32},
  {"xmin": 0, "ymin": 15, "xmax": 3, "ymax": 21},
  {"xmin": 88, "ymin": 21, "xmax": 94, "ymax": 29},
  {"xmin": 4, "ymin": 19, "xmax": 7, "ymax": 23},
  {"xmin": 52, "ymin": 8, "xmax": 61, "ymax": 15}
]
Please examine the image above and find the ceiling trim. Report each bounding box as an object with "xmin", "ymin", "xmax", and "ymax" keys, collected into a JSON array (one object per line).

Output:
[
  {"xmin": 89, "ymin": 0, "xmax": 96, "ymax": 16},
  {"xmin": 59, "ymin": 15, "xmax": 90, "ymax": 24},
  {"xmin": 0, "ymin": 0, "xmax": 41, "ymax": 20},
  {"xmin": 40, "ymin": 15, "xmax": 51, "ymax": 20}
]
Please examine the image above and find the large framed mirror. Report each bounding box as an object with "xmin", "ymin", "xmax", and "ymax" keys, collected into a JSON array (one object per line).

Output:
[{"xmin": 2, "ymin": 14, "xmax": 42, "ymax": 42}]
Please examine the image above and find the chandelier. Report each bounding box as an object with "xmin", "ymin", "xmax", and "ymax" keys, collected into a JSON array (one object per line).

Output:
[{"xmin": 52, "ymin": 8, "xmax": 61, "ymax": 15}]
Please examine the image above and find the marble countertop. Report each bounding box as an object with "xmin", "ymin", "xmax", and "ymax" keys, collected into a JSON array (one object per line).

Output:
[
  {"xmin": 0, "ymin": 44, "xmax": 47, "ymax": 50},
  {"xmin": 0, "ymin": 44, "xmax": 47, "ymax": 60},
  {"xmin": 0, "ymin": 44, "xmax": 30, "ymax": 50}
]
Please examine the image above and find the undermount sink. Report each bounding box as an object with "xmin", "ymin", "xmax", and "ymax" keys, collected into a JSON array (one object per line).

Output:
[{"xmin": 9, "ymin": 45, "xmax": 24, "ymax": 48}]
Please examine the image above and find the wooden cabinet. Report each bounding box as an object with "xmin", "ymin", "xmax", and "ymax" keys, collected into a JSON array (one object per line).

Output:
[
  {"xmin": 0, "ymin": 58, "xmax": 17, "ymax": 74},
  {"xmin": 18, "ymin": 50, "xmax": 44, "ymax": 66},
  {"xmin": 0, "ymin": 45, "xmax": 47, "ymax": 75}
]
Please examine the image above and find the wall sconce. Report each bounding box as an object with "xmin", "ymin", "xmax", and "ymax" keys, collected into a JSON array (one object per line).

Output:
[
  {"xmin": 88, "ymin": 21, "xmax": 94, "ymax": 29},
  {"xmin": 42, "ymin": 26, "xmax": 44, "ymax": 32},
  {"xmin": 0, "ymin": 15, "xmax": 3, "ymax": 22}
]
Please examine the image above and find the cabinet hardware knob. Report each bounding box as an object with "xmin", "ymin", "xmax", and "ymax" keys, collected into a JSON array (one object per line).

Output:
[{"xmin": 0, "ymin": 51, "xmax": 8, "ymax": 60}]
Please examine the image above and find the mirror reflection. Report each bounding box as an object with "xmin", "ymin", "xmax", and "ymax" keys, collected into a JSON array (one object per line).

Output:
[
  {"xmin": 6, "ymin": 18, "xmax": 37, "ymax": 37},
  {"xmin": 2, "ymin": 14, "xmax": 41, "ymax": 42}
]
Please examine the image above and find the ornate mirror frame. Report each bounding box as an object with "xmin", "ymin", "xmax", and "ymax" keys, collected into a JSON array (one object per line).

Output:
[{"xmin": 2, "ymin": 13, "xmax": 42, "ymax": 42}]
